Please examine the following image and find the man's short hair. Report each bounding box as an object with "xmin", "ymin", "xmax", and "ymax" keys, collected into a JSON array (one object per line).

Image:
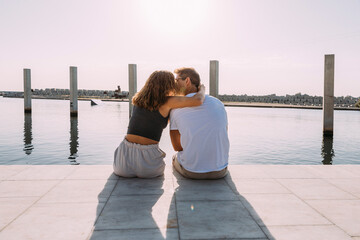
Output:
[{"xmin": 174, "ymin": 67, "xmax": 200, "ymax": 88}]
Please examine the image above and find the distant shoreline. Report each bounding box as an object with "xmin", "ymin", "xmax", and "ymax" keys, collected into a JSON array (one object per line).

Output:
[
  {"xmin": 2, "ymin": 95, "xmax": 359, "ymax": 111},
  {"xmin": 223, "ymin": 101, "xmax": 360, "ymax": 111}
]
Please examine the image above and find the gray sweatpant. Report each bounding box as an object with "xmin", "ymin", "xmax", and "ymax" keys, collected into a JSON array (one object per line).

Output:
[{"xmin": 113, "ymin": 138, "xmax": 166, "ymax": 178}]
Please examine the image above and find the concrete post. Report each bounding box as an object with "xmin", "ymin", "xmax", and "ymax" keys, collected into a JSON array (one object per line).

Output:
[
  {"xmin": 128, "ymin": 64, "xmax": 137, "ymax": 118},
  {"xmin": 23, "ymin": 69, "xmax": 32, "ymax": 113},
  {"xmin": 210, "ymin": 60, "xmax": 219, "ymax": 98},
  {"xmin": 323, "ymin": 54, "xmax": 335, "ymax": 136},
  {"xmin": 70, "ymin": 66, "xmax": 78, "ymax": 117}
]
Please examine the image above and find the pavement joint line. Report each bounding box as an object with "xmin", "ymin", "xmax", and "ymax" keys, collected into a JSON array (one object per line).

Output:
[
  {"xmin": 86, "ymin": 178, "xmax": 120, "ymax": 240},
  {"xmin": 223, "ymin": 176, "xmax": 271, "ymax": 240},
  {"xmin": 0, "ymin": 179, "xmax": 63, "ymax": 232},
  {"xmin": 1, "ymin": 166, "xmax": 360, "ymax": 239},
  {"xmin": 176, "ymin": 199, "xmax": 247, "ymax": 202},
  {"xmin": 273, "ymin": 178, "xmax": 353, "ymax": 238},
  {"xmin": 259, "ymin": 223, "xmax": 336, "ymax": 227},
  {"xmin": 110, "ymin": 193, "xmax": 169, "ymax": 197},
  {"xmin": 0, "ymin": 166, "xmax": 79, "ymax": 232},
  {"xmin": 172, "ymin": 173, "xmax": 182, "ymax": 240},
  {"xmin": 183, "ymin": 238, "xmax": 269, "ymax": 240},
  {"xmin": 92, "ymin": 227, "xmax": 179, "ymax": 231},
  {"xmin": 322, "ymin": 178, "xmax": 360, "ymax": 199},
  {"xmin": 1, "ymin": 165, "xmax": 31, "ymax": 181}
]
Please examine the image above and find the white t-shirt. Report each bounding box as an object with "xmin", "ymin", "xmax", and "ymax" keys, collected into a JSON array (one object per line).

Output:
[{"xmin": 170, "ymin": 94, "xmax": 229, "ymax": 173}]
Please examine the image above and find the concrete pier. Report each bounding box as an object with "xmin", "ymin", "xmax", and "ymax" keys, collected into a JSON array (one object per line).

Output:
[
  {"xmin": 0, "ymin": 165, "xmax": 359, "ymax": 240},
  {"xmin": 128, "ymin": 64, "xmax": 137, "ymax": 118},
  {"xmin": 209, "ymin": 60, "xmax": 219, "ymax": 98},
  {"xmin": 70, "ymin": 66, "xmax": 78, "ymax": 117},
  {"xmin": 23, "ymin": 69, "xmax": 31, "ymax": 113},
  {"xmin": 323, "ymin": 54, "xmax": 335, "ymax": 136}
]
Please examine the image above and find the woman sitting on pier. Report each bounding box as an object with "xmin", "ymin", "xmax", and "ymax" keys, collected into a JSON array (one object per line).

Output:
[{"xmin": 113, "ymin": 70, "xmax": 205, "ymax": 178}]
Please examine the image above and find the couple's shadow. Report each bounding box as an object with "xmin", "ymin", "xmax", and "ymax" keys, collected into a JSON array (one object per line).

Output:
[{"xmin": 89, "ymin": 167, "xmax": 272, "ymax": 239}]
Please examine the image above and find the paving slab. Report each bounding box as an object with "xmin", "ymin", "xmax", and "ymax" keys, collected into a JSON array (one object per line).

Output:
[
  {"xmin": 305, "ymin": 165, "xmax": 359, "ymax": 179},
  {"xmin": 0, "ymin": 202, "xmax": 102, "ymax": 240},
  {"xmin": 226, "ymin": 178, "xmax": 289, "ymax": 194},
  {"xmin": 176, "ymin": 200, "xmax": 266, "ymax": 239},
  {"xmin": 277, "ymin": 178, "xmax": 357, "ymax": 200},
  {"xmin": 8, "ymin": 165, "xmax": 76, "ymax": 180},
  {"xmin": 0, "ymin": 180, "xmax": 59, "ymax": 197},
  {"xmin": 174, "ymin": 178, "xmax": 238, "ymax": 201},
  {"xmin": 0, "ymin": 165, "xmax": 360, "ymax": 240},
  {"xmin": 326, "ymin": 179, "xmax": 360, "ymax": 196},
  {"xmin": 0, "ymin": 165, "xmax": 29, "ymax": 180},
  {"xmin": 111, "ymin": 177, "xmax": 174, "ymax": 196},
  {"xmin": 240, "ymin": 193, "xmax": 331, "ymax": 226},
  {"xmin": 338, "ymin": 165, "xmax": 360, "ymax": 178},
  {"xmin": 306, "ymin": 199, "xmax": 360, "ymax": 236},
  {"xmin": 225, "ymin": 165, "xmax": 271, "ymax": 179},
  {"xmin": 39, "ymin": 179, "xmax": 117, "ymax": 203},
  {"xmin": 66, "ymin": 165, "xmax": 119, "ymax": 180},
  {"xmin": 263, "ymin": 225, "xmax": 352, "ymax": 240},
  {"xmin": 89, "ymin": 229, "xmax": 179, "ymax": 240},
  {"xmin": 95, "ymin": 194, "xmax": 176, "ymax": 230},
  {"xmin": 0, "ymin": 197, "xmax": 38, "ymax": 230},
  {"xmin": 257, "ymin": 165, "xmax": 316, "ymax": 179}
]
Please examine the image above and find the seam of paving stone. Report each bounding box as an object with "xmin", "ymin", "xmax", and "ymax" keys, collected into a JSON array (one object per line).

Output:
[
  {"xmin": 91, "ymin": 227, "xmax": 174, "ymax": 231},
  {"xmin": 1, "ymin": 165, "xmax": 31, "ymax": 181},
  {"xmin": 322, "ymin": 178, "xmax": 360, "ymax": 199},
  {"xmin": 182, "ymin": 238, "xmax": 269, "ymax": 240},
  {"xmin": 274, "ymin": 178, "xmax": 359, "ymax": 200},
  {"xmin": 273, "ymin": 177, "xmax": 353, "ymax": 238},
  {"xmin": 223, "ymin": 176, "xmax": 270, "ymax": 240},
  {"xmin": 86, "ymin": 178, "xmax": 120, "ymax": 240},
  {"xmin": 0, "ymin": 166, "xmax": 78, "ymax": 232},
  {"xmin": 171, "ymin": 171, "xmax": 182, "ymax": 240},
  {"xmin": 0, "ymin": 180, "xmax": 61, "ymax": 232}
]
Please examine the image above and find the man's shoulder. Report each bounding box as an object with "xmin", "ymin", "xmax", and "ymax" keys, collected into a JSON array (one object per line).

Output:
[
  {"xmin": 205, "ymin": 95, "xmax": 225, "ymax": 107},
  {"xmin": 206, "ymin": 95, "xmax": 222, "ymax": 103}
]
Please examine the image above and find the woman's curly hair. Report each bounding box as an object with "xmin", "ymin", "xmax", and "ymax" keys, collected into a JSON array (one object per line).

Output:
[{"xmin": 132, "ymin": 71, "xmax": 176, "ymax": 111}]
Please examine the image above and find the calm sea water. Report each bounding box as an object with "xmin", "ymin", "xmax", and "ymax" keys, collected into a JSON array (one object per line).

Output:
[{"xmin": 0, "ymin": 96, "xmax": 359, "ymax": 165}]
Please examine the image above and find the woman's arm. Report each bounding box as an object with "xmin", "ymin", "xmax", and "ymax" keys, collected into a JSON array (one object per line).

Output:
[
  {"xmin": 159, "ymin": 85, "xmax": 205, "ymax": 117},
  {"xmin": 167, "ymin": 84, "xmax": 205, "ymax": 109}
]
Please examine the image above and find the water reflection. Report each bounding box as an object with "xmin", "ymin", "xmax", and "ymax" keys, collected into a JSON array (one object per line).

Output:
[
  {"xmin": 23, "ymin": 113, "xmax": 34, "ymax": 155},
  {"xmin": 321, "ymin": 135, "xmax": 335, "ymax": 165},
  {"xmin": 69, "ymin": 116, "xmax": 79, "ymax": 165}
]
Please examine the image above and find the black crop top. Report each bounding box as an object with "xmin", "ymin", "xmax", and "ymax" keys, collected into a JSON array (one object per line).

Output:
[{"xmin": 127, "ymin": 105, "xmax": 169, "ymax": 142}]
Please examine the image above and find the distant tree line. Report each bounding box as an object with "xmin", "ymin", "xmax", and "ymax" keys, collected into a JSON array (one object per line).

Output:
[{"xmin": 218, "ymin": 93, "xmax": 360, "ymax": 108}]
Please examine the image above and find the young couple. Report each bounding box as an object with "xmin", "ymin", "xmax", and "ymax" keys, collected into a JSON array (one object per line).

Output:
[{"xmin": 113, "ymin": 67, "xmax": 229, "ymax": 180}]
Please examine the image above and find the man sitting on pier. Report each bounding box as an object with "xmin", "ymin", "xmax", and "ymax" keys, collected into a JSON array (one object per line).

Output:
[{"xmin": 170, "ymin": 67, "xmax": 229, "ymax": 179}]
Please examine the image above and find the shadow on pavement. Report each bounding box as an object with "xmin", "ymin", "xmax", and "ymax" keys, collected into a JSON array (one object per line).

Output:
[{"xmin": 88, "ymin": 167, "xmax": 274, "ymax": 239}]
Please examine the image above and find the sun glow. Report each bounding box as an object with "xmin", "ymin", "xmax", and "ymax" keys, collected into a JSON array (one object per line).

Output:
[{"xmin": 137, "ymin": 0, "xmax": 209, "ymax": 36}]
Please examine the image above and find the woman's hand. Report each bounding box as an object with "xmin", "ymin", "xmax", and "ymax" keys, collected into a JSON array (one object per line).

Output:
[
  {"xmin": 196, "ymin": 84, "xmax": 205, "ymax": 103},
  {"xmin": 198, "ymin": 84, "xmax": 205, "ymax": 92}
]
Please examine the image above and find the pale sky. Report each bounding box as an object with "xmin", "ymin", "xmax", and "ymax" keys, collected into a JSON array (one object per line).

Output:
[{"xmin": 1, "ymin": 0, "xmax": 359, "ymax": 96}]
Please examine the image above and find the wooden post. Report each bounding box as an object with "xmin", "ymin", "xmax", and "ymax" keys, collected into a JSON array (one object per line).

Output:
[
  {"xmin": 128, "ymin": 64, "xmax": 137, "ymax": 118},
  {"xmin": 323, "ymin": 54, "xmax": 335, "ymax": 136},
  {"xmin": 70, "ymin": 66, "xmax": 78, "ymax": 117},
  {"xmin": 23, "ymin": 69, "xmax": 32, "ymax": 113},
  {"xmin": 210, "ymin": 60, "xmax": 219, "ymax": 98}
]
